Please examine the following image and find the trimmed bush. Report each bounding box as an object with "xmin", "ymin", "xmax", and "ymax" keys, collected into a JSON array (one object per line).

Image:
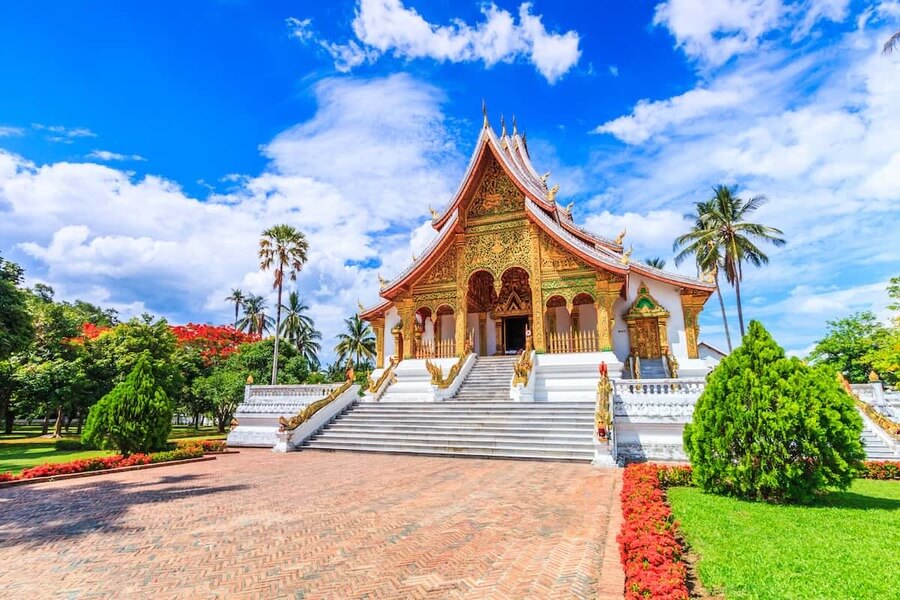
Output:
[
  {"xmin": 54, "ymin": 438, "xmax": 86, "ymax": 451},
  {"xmin": 684, "ymin": 321, "xmax": 866, "ymax": 503},
  {"xmin": 860, "ymin": 461, "xmax": 899, "ymax": 480},
  {"xmin": 82, "ymin": 352, "xmax": 174, "ymax": 455}
]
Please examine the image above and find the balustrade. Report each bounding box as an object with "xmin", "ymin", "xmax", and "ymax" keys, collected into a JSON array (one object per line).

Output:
[
  {"xmin": 415, "ymin": 338, "xmax": 456, "ymax": 359},
  {"xmin": 546, "ymin": 330, "xmax": 599, "ymax": 353}
]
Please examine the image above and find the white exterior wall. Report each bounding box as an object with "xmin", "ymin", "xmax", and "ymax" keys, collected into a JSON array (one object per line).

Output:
[
  {"xmin": 384, "ymin": 306, "xmax": 400, "ymax": 359},
  {"xmin": 612, "ymin": 297, "xmax": 630, "ymax": 361},
  {"xmin": 612, "ymin": 278, "xmax": 690, "ymax": 362},
  {"xmin": 467, "ymin": 311, "xmax": 498, "ymax": 355},
  {"xmin": 421, "ymin": 316, "xmax": 435, "ymax": 345}
]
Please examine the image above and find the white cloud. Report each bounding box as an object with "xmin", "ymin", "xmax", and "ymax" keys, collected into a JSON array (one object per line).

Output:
[
  {"xmin": 32, "ymin": 123, "xmax": 97, "ymax": 144},
  {"xmin": 290, "ymin": 0, "xmax": 582, "ymax": 83},
  {"xmin": 0, "ymin": 126, "xmax": 24, "ymax": 137},
  {"xmin": 0, "ymin": 74, "xmax": 462, "ymax": 364},
  {"xmin": 652, "ymin": 0, "xmax": 850, "ymax": 67},
  {"xmin": 87, "ymin": 150, "xmax": 146, "ymax": 162},
  {"xmin": 608, "ymin": 65, "xmax": 619, "ymax": 77}
]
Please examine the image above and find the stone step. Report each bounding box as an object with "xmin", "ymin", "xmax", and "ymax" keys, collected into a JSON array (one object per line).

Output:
[
  {"xmin": 314, "ymin": 433, "xmax": 594, "ymax": 449},
  {"xmin": 303, "ymin": 442, "xmax": 594, "ymax": 461},
  {"xmin": 358, "ymin": 402, "xmax": 594, "ymax": 409},
  {"xmin": 325, "ymin": 423, "xmax": 592, "ymax": 436}
]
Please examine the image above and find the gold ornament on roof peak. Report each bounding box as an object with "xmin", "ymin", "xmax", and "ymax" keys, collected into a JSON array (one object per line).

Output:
[
  {"xmin": 620, "ymin": 245, "xmax": 633, "ymax": 265},
  {"xmin": 547, "ymin": 183, "xmax": 559, "ymax": 203},
  {"xmin": 564, "ymin": 201, "xmax": 574, "ymax": 215},
  {"xmin": 357, "ymin": 299, "xmax": 365, "ymax": 313},
  {"xmin": 428, "ymin": 204, "xmax": 439, "ymax": 220},
  {"xmin": 541, "ymin": 170, "xmax": 551, "ymax": 184},
  {"xmin": 378, "ymin": 273, "xmax": 388, "ymax": 288},
  {"xmin": 500, "ymin": 114, "xmax": 507, "ymax": 137},
  {"xmin": 614, "ymin": 228, "xmax": 627, "ymax": 245},
  {"xmin": 481, "ymin": 99, "xmax": 488, "ymax": 127}
]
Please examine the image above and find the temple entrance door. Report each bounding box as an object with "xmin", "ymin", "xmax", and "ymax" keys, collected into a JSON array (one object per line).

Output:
[
  {"xmin": 633, "ymin": 317, "xmax": 662, "ymax": 359},
  {"xmin": 504, "ymin": 317, "xmax": 528, "ymax": 353}
]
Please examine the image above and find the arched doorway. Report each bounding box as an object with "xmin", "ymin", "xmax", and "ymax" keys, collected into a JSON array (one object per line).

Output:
[
  {"xmin": 466, "ymin": 270, "xmax": 497, "ymax": 356},
  {"xmin": 494, "ymin": 267, "xmax": 533, "ymax": 354}
]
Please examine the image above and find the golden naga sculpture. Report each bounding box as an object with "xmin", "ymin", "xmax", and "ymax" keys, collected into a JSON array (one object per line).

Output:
[
  {"xmin": 512, "ymin": 332, "xmax": 534, "ymax": 386},
  {"xmin": 837, "ymin": 372, "xmax": 900, "ymax": 438},
  {"xmin": 425, "ymin": 354, "xmax": 467, "ymax": 389},
  {"xmin": 619, "ymin": 245, "xmax": 633, "ymax": 265},
  {"xmin": 614, "ymin": 228, "xmax": 626, "ymax": 245},
  {"xmin": 357, "ymin": 299, "xmax": 365, "ymax": 313},
  {"xmin": 278, "ymin": 379, "xmax": 354, "ymax": 432},
  {"xmin": 564, "ymin": 201, "xmax": 574, "ymax": 215},
  {"xmin": 596, "ymin": 362, "xmax": 613, "ymax": 442},
  {"xmin": 666, "ymin": 354, "xmax": 679, "ymax": 379},
  {"xmin": 367, "ymin": 356, "xmax": 400, "ymax": 393},
  {"xmin": 547, "ymin": 183, "xmax": 559, "ymax": 203}
]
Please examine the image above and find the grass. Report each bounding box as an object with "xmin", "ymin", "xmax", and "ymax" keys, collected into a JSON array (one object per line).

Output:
[
  {"xmin": 668, "ymin": 480, "xmax": 900, "ymax": 600},
  {"xmin": 0, "ymin": 425, "xmax": 226, "ymax": 475}
]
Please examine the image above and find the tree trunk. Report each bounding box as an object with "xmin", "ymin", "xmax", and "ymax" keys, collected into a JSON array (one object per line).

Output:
[
  {"xmin": 735, "ymin": 276, "xmax": 746, "ymax": 337},
  {"xmin": 234, "ymin": 302, "xmax": 240, "ymax": 328},
  {"xmin": 76, "ymin": 410, "xmax": 83, "ymax": 435},
  {"xmin": 4, "ymin": 408, "xmax": 14, "ymax": 435},
  {"xmin": 193, "ymin": 411, "xmax": 200, "ymax": 430},
  {"xmin": 271, "ymin": 281, "xmax": 284, "ymax": 385},
  {"xmin": 52, "ymin": 405, "xmax": 64, "ymax": 438},
  {"xmin": 217, "ymin": 413, "xmax": 227, "ymax": 434},
  {"xmin": 41, "ymin": 412, "xmax": 50, "ymax": 435},
  {"xmin": 715, "ymin": 272, "xmax": 733, "ymax": 352}
]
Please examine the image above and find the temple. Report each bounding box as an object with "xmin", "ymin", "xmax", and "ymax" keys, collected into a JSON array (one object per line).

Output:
[{"xmin": 360, "ymin": 112, "xmax": 716, "ymax": 375}]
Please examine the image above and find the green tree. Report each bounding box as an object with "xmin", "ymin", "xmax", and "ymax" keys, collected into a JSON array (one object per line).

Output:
[
  {"xmin": 674, "ymin": 185, "xmax": 785, "ymax": 338},
  {"xmin": 684, "ymin": 321, "xmax": 865, "ymax": 504},
  {"xmin": 334, "ymin": 314, "xmax": 375, "ymax": 371},
  {"xmin": 643, "ymin": 257, "xmax": 666, "ymax": 269},
  {"xmin": 0, "ymin": 253, "xmax": 34, "ymax": 360},
  {"xmin": 258, "ymin": 224, "xmax": 309, "ymax": 384},
  {"xmin": 13, "ymin": 358, "xmax": 86, "ymax": 437},
  {"xmin": 280, "ymin": 291, "xmax": 321, "ymax": 368},
  {"xmin": 808, "ymin": 311, "xmax": 884, "ymax": 383},
  {"xmin": 884, "ymin": 29, "xmax": 900, "ymax": 54},
  {"xmin": 237, "ymin": 294, "xmax": 273, "ymax": 336},
  {"xmin": 82, "ymin": 353, "xmax": 174, "ymax": 455},
  {"xmin": 225, "ymin": 288, "xmax": 245, "ymax": 328},
  {"xmin": 193, "ymin": 368, "xmax": 245, "ymax": 433},
  {"xmin": 223, "ymin": 339, "xmax": 309, "ymax": 386}
]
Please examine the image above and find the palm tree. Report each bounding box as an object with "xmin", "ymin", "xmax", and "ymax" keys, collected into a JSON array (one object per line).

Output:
[
  {"xmin": 674, "ymin": 185, "xmax": 785, "ymax": 338},
  {"xmin": 644, "ymin": 257, "xmax": 666, "ymax": 269},
  {"xmin": 334, "ymin": 314, "xmax": 376, "ymax": 372},
  {"xmin": 224, "ymin": 288, "xmax": 245, "ymax": 328},
  {"xmin": 884, "ymin": 30, "xmax": 900, "ymax": 54},
  {"xmin": 280, "ymin": 291, "xmax": 321, "ymax": 368},
  {"xmin": 237, "ymin": 295, "xmax": 274, "ymax": 336},
  {"xmin": 259, "ymin": 225, "xmax": 309, "ymax": 384}
]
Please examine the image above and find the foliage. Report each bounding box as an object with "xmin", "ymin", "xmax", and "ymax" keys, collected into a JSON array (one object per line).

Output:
[
  {"xmin": 668, "ymin": 480, "xmax": 900, "ymax": 599},
  {"xmin": 279, "ymin": 291, "xmax": 321, "ymax": 369},
  {"xmin": 192, "ymin": 367, "xmax": 246, "ymax": 433},
  {"xmin": 223, "ymin": 338, "xmax": 309, "ymax": 385},
  {"xmin": 684, "ymin": 320, "xmax": 865, "ymax": 503},
  {"xmin": 673, "ymin": 185, "xmax": 785, "ymax": 337},
  {"xmin": 655, "ymin": 465, "xmax": 693, "ymax": 488},
  {"xmin": 54, "ymin": 438, "xmax": 86, "ymax": 451},
  {"xmin": 259, "ymin": 223, "xmax": 310, "ymax": 385},
  {"xmin": 0, "ymin": 446, "xmax": 205, "ymax": 482},
  {"xmin": 859, "ymin": 461, "xmax": 899, "ymax": 480},
  {"xmin": 81, "ymin": 353, "xmax": 174, "ymax": 455},
  {"xmin": 808, "ymin": 311, "xmax": 886, "ymax": 383},
  {"xmin": 171, "ymin": 323, "xmax": 259, "ymax": 366},
  {"xmin": 643, "ymin": 257, "xmax": 666, "ymax": 269},
  {"xmin": 618, "ymin": 464, "xmax": 689, "ymax": 600},
  {"xmin": 176, "ymin": 439, "xmax": 227, "ymax": 453},
  {"xmin": 334, "ymin": 314, "xmax": 376, "ymax": 371},
  {"xmin": 147, "ymin": 445, "xmax": 204, "ymax": 463},
  {"xmin": 237, "ymin": 294, "xmax": 274, "ymax": 336},
  {"xmin": 0, "ymin": 253, "xmax": 33, "ymax": 360},
  {"xmin": 224, "ymin": 288, "xmax": 245, "ymax": 327}
]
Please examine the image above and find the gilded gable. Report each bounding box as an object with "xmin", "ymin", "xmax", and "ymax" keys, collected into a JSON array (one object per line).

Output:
[
  {"xmin": 539, "ymin": 231, "xmax": 590, "ymax": 274},
  {"xmin": 466, "ymin": 156, "xmax": 523, "ymax": 219}
]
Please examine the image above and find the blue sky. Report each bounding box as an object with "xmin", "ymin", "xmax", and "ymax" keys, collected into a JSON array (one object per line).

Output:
[{"xmin": 1, "ymin": 0, "xmax": 898, "ymax": 361}]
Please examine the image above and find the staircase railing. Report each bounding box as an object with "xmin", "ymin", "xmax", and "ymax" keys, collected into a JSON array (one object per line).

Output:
[
  {"xmin": 366, "ymin": 356, "xmax": 399, "ymax": 400},
  {"xmin": 415, "ymin": 338, "xmax": 455, "ymax": 359},
  {"xmin": 425, "ymin": 354, "xmax": 468, "ymax": 389},
  {"xmin": 545, "ymin": 330, "xmax": 599, "ymax": 353},
  {"xmin": 278, "ymin": 379, "xmax": 354, "ymax": 432},
  {"xmin": 665, "ymin": 354, "xmax": 679, "ymax": 379},
  {"xmin": 838, "ymin": 373, "xmax": 900, "ymax": 440}
]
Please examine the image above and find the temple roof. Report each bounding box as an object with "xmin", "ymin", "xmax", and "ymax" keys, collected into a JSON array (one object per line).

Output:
[{"xmin": 361, "ymin": 114, "xmax": 715, "ymax": 317}]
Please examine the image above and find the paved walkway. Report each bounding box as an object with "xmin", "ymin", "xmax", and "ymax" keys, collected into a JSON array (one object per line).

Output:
[{"xmin": 0, "ymin": 450, "xmax": 623, "ymax": 599}]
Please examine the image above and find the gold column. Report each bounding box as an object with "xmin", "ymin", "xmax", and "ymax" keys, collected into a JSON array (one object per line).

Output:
[
  {"xmin": 371, "ymin": 317, "xmax": 385, "ymax": 369},
  {"xmin": 657, "ymin": 317, "xmax": 670, "ymax": 356},
  {"xmin": 435, "ymin": 314, "xmax": 442, "ymax": 342},
  {"xmin": 681, "ymin": 294, "xmax": 705, "ymax": 359},
  {"xmin": 494, "ymin": 316, "xmax": 504, "ymax": 355},
  {"xmin": 527, "ymin": 225, "xmax": 546, "ymax": 352},
  {"xmin": 595, "ymin": 279, "xmax": 622, "ymax": 352},
  {"xmin": 391, "ymin": 324, "xmax": 403, "ymax": 362},
  {"xmin": 398, "ymin": 297, "xmax": 415, "ymax": 360},
  {"xmin": 478, "ymin": 313, "xmax": 487, "ymax": 356},
  {"xmin": 454, "ymin": 234, "xmax": 468, "ymax": 355}
]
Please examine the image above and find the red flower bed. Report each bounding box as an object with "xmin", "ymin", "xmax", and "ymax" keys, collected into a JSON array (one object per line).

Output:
[
  {"xmin": 618, "ymin": 463, "xmax": 689, "ymax": 600},
  {"xmin": 860, "ymin": 461, "xmax": 899, "ymax": 480}
]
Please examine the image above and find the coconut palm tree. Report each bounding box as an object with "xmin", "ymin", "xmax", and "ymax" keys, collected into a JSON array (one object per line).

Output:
[
  {"xmin": 674, "ymin": 186, "xmax": 785, "ymax": 338},
  {"xmin": 259, "ymin": 225, "xmax": 309, "ymax": 384},
  {"xmin": 237, "ymin": 295, "xmax": 274, "ymax": 336},
  {"xmin": 334, "ymin": 314, "xmax": 375, "ymax": 372},
  {"xmin": 224, "ymin": 288, "xmax": 245, "ymax": 328},
  {"xmin": 644, "ymin": 257, "xmax": 666, "ymax": 269},
  {"xmin": 884, "ymin": 30, "xmax": 900, "ymax": 54},
  {"xmin": 280, "ymin": 291, "xmax": 321, "ymax": 368}
]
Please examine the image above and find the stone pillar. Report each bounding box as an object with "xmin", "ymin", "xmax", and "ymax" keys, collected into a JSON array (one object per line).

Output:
[
  {"xmin": 571, "ymin": 304, "xmax": 580, "ymax": 332},
  {"xmin": 435, "ymin": 314, "xmax": 442, "ymax": 342},
  {"xmin": 681, "ymin": 293, "xmax": 705, "ymax": 359},
  {"xmin": 414, "ymin": 320, "xmax": 423, "ymax": 359},
  {"xmin": 595, "ymin": 279, "xmax": 621, "ymax": 352},
  {"xmin": 391, "ymin": 324, "xmax": 403, "ymax": 362},
  {"xmin": 398, "ymin": 298, "xmax": 415, "ymax": 360},
  {"xmin": 371, "ymin": 317, "xmax": 385, "ymax": 369},
  {"xmin": 494, "ymin": 316, "xmax": 504, "ymax": 355}
]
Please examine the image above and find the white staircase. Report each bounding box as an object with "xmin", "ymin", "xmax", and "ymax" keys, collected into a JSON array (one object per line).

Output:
[
  {"xmin": 302, "ymin": 402, "xmax": 595, "ymax": 461},
  {"xmin": 639, "ymin": 358, "xmax": 668, "ymax": 379},
  {"xmin": 861, "ymin": 420, "xmax": 899, "ymax": 460},
  {"xmin": 451, "ymin": 355, "xmax": 517, "ymax": 401}
]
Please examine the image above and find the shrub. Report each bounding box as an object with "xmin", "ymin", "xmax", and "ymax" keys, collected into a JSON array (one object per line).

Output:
[
  {"xmin": 684, "ymin": 321, "xmax": 866, "ymax": 504},
  {"xmin": 176, "ymin": 439, "xmax": 227, "ymax": 453},
  {"xmin": 860, "ymin": 461, "xmax": 899, "ymax": 480},
  {"xmin": 149, "ymin": 446, "xmax": 204, "ymax": 463},
  {"xmin": 54, "ymin": 438, "xmax": 86, "ymax": 451},
  {"xmin": 82, "ymin": 352, "xmax": 174, "ymax": 455},
  {"xmin": 0, "ymin": 472, "xmax": 16, "ymax": 482},
  {"xmin": 618, "ymin": 464, "xmax": 689, "ymax": 600},
  {"xmin": 656, "ymin": 465, "xmax": 693, "ymax": 488}
]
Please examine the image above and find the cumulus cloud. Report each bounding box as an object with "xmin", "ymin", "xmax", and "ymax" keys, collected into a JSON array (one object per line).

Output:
[
  {"xmin": 32, "ymin": 123, "xmax": 97, "ymax": 144},
  {"xmin": 87, "ymin": 150, "xmax": 146, "ymax": 162},
  {"xmin": 289, "ymin": 0, "xmax": 582, "ymax": 83},
  {"xmin": 1, "ymin": 74, "xmax": 463, "ymax": 362},
  {"xmin": 652, "ymin": 0, "xmax": 850, "ymax": 67},
  {"xmin": 0, "ymin": 126, "xmax": 24, "ymax": 137}
]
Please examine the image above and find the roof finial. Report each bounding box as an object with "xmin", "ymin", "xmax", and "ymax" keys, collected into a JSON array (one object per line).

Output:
[
  {"xmin": 547, "ymin": 183, "xmax": 559, "ymax": 203},
  {"xmin": 500, "ymin": 114, "xmax": 507, "ymax": 137},
  {"xmin": 481, "ymin": 99, "xmax": 488, "ymax": 128},
  {"xmin": 614, "ymin": 228, "xmax": 626, "ymax": 246},
  {"xmin": 512, "ymin": 115, "xmax": 518, "ymax": 135},
  {"xmin": 428, "ymin": 204, "xmax": 439, "ymax": 220}
]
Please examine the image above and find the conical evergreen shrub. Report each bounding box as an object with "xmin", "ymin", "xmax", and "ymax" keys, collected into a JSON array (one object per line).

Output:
[
  {"xmin": 684, "ymin": 320, "xmax": 865, "ymax": 503},
  {"xmin": 82, "ymin": 352, "xmax": 173, "ymax": 455}
]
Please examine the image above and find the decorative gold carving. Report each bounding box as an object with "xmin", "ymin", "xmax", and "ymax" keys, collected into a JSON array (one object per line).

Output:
[
  {"xmin": 371, "ymin": 316, "xmax": 385, "ymax": 369},
  {"xmin": 596, "ymin": 362, "xmax": 612, "ymax": 441},
  {"xmin": 680, "ymin": 290, "xmax": 707, "ymax": 359},
  {"xmin": 378, "ymin": 273, "xmax": 388, "ymax": 288},
  {"xmin": 246, "ymin": 374, "xmax": 254, "ymax": 385},
  {"xmin": 541, "ymin": 170, "xmax": 551, "ymax": 184},
  {"xmin": 467, "ymin": 157, "xmax": 522, "ymax": 218},
  {"xmin": 631, "ymin": 318, "xmax": 662, "ymax": 359},
  {"xmin": 367, "ymin": 356, "xmax": 399, "ymax": 393},
  {"xmin": 278, "ymin": 380, "xmax": 353, "ymax": 431},
  {"xmin": 539, "ymin": 232, "xmax": 589, "ymax": 273},
  {"xmin": 869, "ymin": 370, "xmax": 880, "ymax": 382},
  {"xmin": 425, "ymin": 354, "xmax": 468, "ymax": 389},
  {"xmin": 666, "ymin": 354, "xmax": 679, "ymax": 379},
  {"xmin": 547, "ymin": 183, "xmax": 559, "ymax": 203},
  {"xmin": 528, "ymin": 224, "xmax": 546, "ymax": 352},
  {"xmin": 512, "ymin": 332, "xmax": 534, "ymax": 386},
  {"xmin": 464, "ymin": 223, "xmax": 531, "ymax": 281},
  {"xmin": 620, "ymin": 246, "xmax": 632, "ymax": 265},
  {"xmin": 428, "ymin": 205, "xmax": 439, "ymax": 220},
  {"xmin": 614, "ymin": 229, "xmax": 626, "ymax": 246}
]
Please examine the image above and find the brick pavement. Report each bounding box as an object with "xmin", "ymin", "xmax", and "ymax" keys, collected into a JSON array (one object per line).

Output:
[{"xmin": 0, "ymin": 450, "xmax": 624, "ymax": 599}]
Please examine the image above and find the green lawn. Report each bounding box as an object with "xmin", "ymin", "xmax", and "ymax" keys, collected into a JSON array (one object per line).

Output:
[
  {"xmin": 668, "ymin": 480, "xmax": 900, "ymax": 600},
  {"xmin": 0, "ymin": 425, "xmax": 226, "ymax": 475}
]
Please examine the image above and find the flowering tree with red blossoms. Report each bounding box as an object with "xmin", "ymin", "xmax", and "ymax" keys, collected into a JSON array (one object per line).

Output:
[{"xmin": 170, "ymin": 324, "xmax": 259, "ymax": 367}]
